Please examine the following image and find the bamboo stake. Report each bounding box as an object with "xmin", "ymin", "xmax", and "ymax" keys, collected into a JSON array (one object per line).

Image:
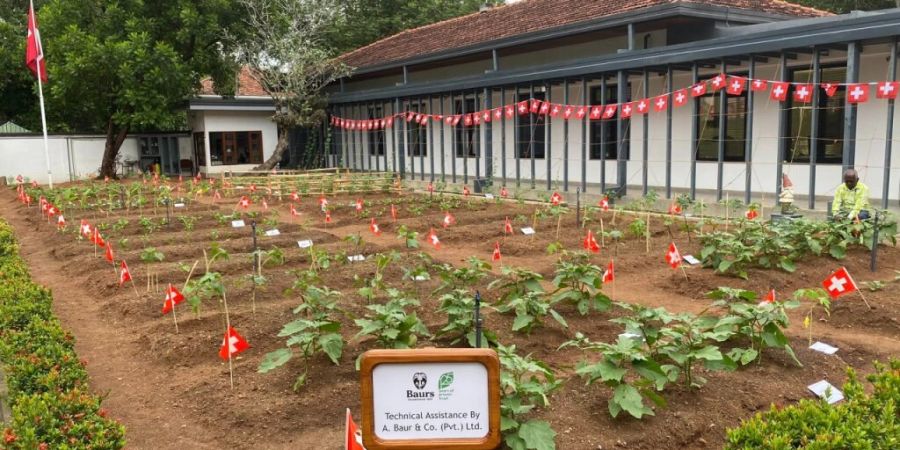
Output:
[
  {"xmin": 645, "ymin": 211, "xmax": 651, "ymax": 254},
  {"xmin": 170, "ymin": 285, "xmax": 180, "ymax": 334},
  {"xmin": 555, "ymin": 214, "xmax": 562, "ymax": 241},
  {"xmin": 724, "ymin": 192, "xmax": 730, "ymax": 233},
  {"xmin": 679, "ymin": 263, "xmax": 689, "ymax": 281},
  {"xmin": 130, "ymin": 276, "xmax": 140, "ymax": 299},
  {"xmin": 600, "ymin": 217, "xmax": 606, "ymax": 248},
  {"xmin": 222, "ymin": 290, "xmax": 234, "ymax": 390},
  {"xmin": 857, "ymin": 291, "xmax": 873, "ymax": 309}
]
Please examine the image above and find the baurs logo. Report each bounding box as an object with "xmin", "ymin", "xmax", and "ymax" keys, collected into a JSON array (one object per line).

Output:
[{"xmin": 407, "ymin": 372, "xmax": 434, "ymax": 401}]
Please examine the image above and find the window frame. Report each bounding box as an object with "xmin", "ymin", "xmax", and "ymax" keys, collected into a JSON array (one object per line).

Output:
[
  {"xmin": 454, "ymin": 97, "xmax": 477, "ymax": 158},
  {"xmin": 589, "ymin": 82, "xmax": 630, "ymax": 160},
  {"xmin": 785, "ymin": 64, "xmax": 846, "ymax": 165},
  {"xmin": 694, "ymin": 74, "xmax": 749, "ymax": 162},
  {"xmin": 516, "ymin": 91, "xmax": 546, "ymax": 159}
]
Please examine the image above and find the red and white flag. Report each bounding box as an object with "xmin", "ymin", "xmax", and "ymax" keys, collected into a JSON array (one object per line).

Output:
[
  {"xmin": 162, "ymin": 284, "xmax": 185, "ymax": 314},
  {"xmin": 57, "ymin": 214, "xmax": 65, "ymax": 228},
  {"xmin": 751, "ymin": 79, "xmax": 768, "ymax": 92},
  {"xmin": 291, "ymin": 191, "xmax": 301, "ymax": 202},
  {"xmin": 822, "ymin": 267, "xmax": 858, "ymax": 299},
  {"xmin": 589, "ymin": 106, "xmax": 602, "ymax": 120},
  {"xmin": 500, "ymin": 186, "xmax": 509, "ymax": 198},
  {"xmin": 218, "ymin": 326, "xmax": 250, "ymax": 360},
  {"xmin": 668, "ymin": 203, "xmax": 682, "ymax": 215},
  {"xmin": 355, "ymin": 199, "xmax": 364, "ymax": 212},
  {"xmin": 119, "ymin": 261, "xmax": 132, "ymax": 286},
  {"xmin": 576, "ymin": 106, "xmax": 587, "ymax": 120},
  {"xmin": 492, "ymin": 242, "xmax": 501, "ymax": 262},
  {"xmin": 599, "ymin": 196, "xmax": 610, "ymax": 211},
  {"xmin": 503, "ymin": 217, "xmax": 513, "ymax": 235},
  {"xmin": 92, "ymin": 226, "xmax": 105, "ymax": 248},
  {"xmin": 47, "ymin": 204, "xmax": 58, "ymax": 217},
  {"xmin": 620, "ymin": 102, "xmax": 633, "ymax": 118},
  {"xmin": 369, "ymin": 218, "xmax": 381, "ymax": 236},
  {"xmin": 463, "ymin": 186, "xmax": 470, "ymax": 197},
  {"xmin": 653, "ymin": 94, "xmax": 668, "ymax": 112},
  {"xmin": 530, "ymin": 99, "xmax": 542, "ymax": 114},
  {"xmin": 673, "ymin": 89, "xmax": 688, "ymax": 107},
  {"xmin": 821, "ymin": 83, "xmax": 838, "ymax": 97},
  {"xmin": 690, "ymin": 82, "xmax": 707, "ymax": 97},
  {"xmin": 761, "ymin": 288, "xmax": 776, "ymax": 304},
  {"xmin": 792, "ymin": 84, "xmax": 813, "ymax": 103},
  {"xmin": 877, "ymin": 81, "xmax": 899, "ymax": 99},
  {"xmin": 583, "ymin": 229, "xmax": 600, "ymax": 253},
  {"xmin": 319, "ymin": 196, "xmax": 329, "ymax": 211},
  {"xmin": 237, "ymin": 196, "xmax": 250, "ymax": 209},
  {"xmin": 80, "ymin": 219, "xmax": 92, "ymax": 238},
  {"xmin": 602, "ymin": 104, "xmax": 618, "ymax": 119},
  {"xmin": 428, "ymin": 228, "xmax": 441, "ymax": 250},
  {"xmin": 603, "ymin": 260, "xmax": 615, "ymax": 284},
  {"xmin": 442, "ymin": 211, "xmax": 455, "ymax": 228},
  {"xmin": 745, "ymin": 209, "xmax": 759, "ymax": 220},
  {"xmin": 290, "ymin": 203, "xmax": 299, "ymax": 217},
  {"xmin": 104, "ymin": 242, "xmax": 114, "ymax": 263},
  {"xmin": 550, "ymin": 192, "xmax": 562, "ymax": 206},
  {"xmin": 563, "ymin": 106, "xmax": 574, "ymax": 120},
  {"xmin": 847, "ymin": 84, "xmax": 870, "ymax": 104},
  {"xmin": 635, "ymin": 99, "xmax": 649, "ymax": 115},
  {"xmin": 709, "ymin": 73, "xmax": 726, "ymax": 91},
  {"xmin": 725, "ymin": 76, "xmax": 746, "ymax": 96},
  {"xmin": 666, "ymin": 242, "xmax": 682, "ymax": 269},
  {"xmin": 427, "ymin": 182, "xmax": 434, "ymax": 194},
  {"xmin": 25, "ymin": 0, "xmax": 47, "ymax": 83},
  {"xmin": 325, "ymin": 210, "xmax": 332, "ymax": 224},
  {"xmin": 345, "ymin": 409, "xmax": 367, "ymax": 450},
  {"xmin": 769, "ymin": 82, "xmax": 789, "ymax": 102}
]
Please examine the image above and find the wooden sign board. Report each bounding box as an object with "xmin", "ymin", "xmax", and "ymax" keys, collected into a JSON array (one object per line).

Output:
[{"xmin": 359, "ymin": 348, "xmax": 501, "ymax": 450}]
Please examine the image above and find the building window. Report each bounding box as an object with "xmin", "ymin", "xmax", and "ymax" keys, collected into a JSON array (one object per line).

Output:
[
  {"xmin": 786, "ymin": 66, "xmax": 845, "ymax": 164},
  {"xmin": 407, "ymin": 102, "xmax": 427, "ymax": 157},
  {"xmin": 517, "ymin": 92, "xmax": 545, "ymax": 159},
  {"xmin": 193, "ymin": 132, "xmax": 206, "ymax": 166},
  {"xmin": 589, "ymin": 84, "xmax": 630, "ymax": 160},
  {"xmin": 368, "ymin": 106, "xmax": 385, "ymax": 156},
  {"xmin": 454, "ymin": 98, "xmax": 477, "ymax": 158},
  {"xmin": 695, "ymin": 85, "xmax": 747, "ymax": 162},
  {"xmin": 208, "ymin": 131, "xmax": 263, "ymax": 165}
]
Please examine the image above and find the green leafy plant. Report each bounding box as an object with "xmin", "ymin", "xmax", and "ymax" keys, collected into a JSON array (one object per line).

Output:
[
  {"xmin": 497, "ymin": 344, "xmax": 561, "ymax": 450},
  {"xmin": 354, "ymin": 289, "xmax": 429, "ymax": 350},
  {"xmin": 435, "ymin": 289, "xmax": 496, "ymax": 347},
  {"xmin": 495, "ymin": 291, "xmax": 567, "ymax": 334},
  {"xmin": 550, "ymin": 256, "xmax": 611, "ymax": 315},
  {"xmin": 178, "ymin": 215, "xmax": 196, "ymax": 231},
  {"xmin": 708, "ymin": 287, "xmax": 801, "ymax": 366},
  {"xmin": 657, "ymin": 312, "xmax": 735, "ymax": 388},
  {"xmin": 627, "ymin": 218, "xmax": 647, "ymax": 240},
  {"xmin": 396, "ymin": 225, "xmax": 419, "ymax": 248},
  {"xmin": 488, "ymin": 266, "xmax": 545, "ymax": 307}
]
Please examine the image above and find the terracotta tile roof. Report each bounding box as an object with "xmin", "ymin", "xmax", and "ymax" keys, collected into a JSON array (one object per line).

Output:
[
  {"xmin": 198, "ymin": 66, "xmax": 268, "ymax": 97},
  {"xmin": 339, "ymin": 0, "xmax": 830, "ymax": 70}
]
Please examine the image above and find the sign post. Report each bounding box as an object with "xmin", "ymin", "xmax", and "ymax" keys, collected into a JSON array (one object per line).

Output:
[{"xmin": 359, "ymin": 348, "xmax": 501, "ymax": 450}]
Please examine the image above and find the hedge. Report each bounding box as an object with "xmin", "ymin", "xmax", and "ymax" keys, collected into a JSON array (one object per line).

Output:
[
  {"xmin": 0, "ymin": 219, "xmax": 125, "ymax": 448},
  {"xmin": 725, "ymin": 359, "xmax": 899, "ymax": 449}
]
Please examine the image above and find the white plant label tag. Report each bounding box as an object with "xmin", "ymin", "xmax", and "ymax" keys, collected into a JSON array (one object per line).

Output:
[
  {"xmin": 809, "ymin": 341, "xmax": 838, "ymax": 355},
  {"xmin": 297, "ymin": 239, "xmax": 313, "ymax": 248},
  {"xmin": 174, "ymin": 203, "xmax": 185, "ymax": 208},
  {"xmin": 348, "ymin": 254, "xmax": 365, "ymax": 262},
  {"xmin": 683, "ymin": 254, "xmax": 701, "ymax": 265},
  {"xmin": 521, "ymin": 227, "xmax": 535, "ymax": 235},
  {"xmin": 808, "ymin": 380, "xmax": 843, "ymax": 404},
  {"xmin": 413, "ymin": 275, "xmax": 429, "ymax": 281},
  {"xmin": 265, "ymin": 229, "xmax": 281, "ymax": 237},
  {"xmin": 485, "ymin": 193, "xmax": 494, "ymax": 199},
  {"xmin": 231, "ymin": 220, "xmax": 245, "ymax": 228}
]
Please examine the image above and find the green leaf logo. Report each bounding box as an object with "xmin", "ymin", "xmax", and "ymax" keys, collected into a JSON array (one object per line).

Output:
[{"xmin": 438, "ymin": 372, "xmax": 454, "ymax": 390}]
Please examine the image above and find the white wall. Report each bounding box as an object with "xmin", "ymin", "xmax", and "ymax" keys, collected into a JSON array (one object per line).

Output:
[
  {"xmin": 195, "ymin": 110, "xmax": 278, "ymax": 174},
  {"xmin": 0, "ymin": 135, "xmax": 142, "ymax": 184}
]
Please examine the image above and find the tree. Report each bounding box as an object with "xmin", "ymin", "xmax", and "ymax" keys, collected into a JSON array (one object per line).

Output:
[
  {"xmin": 791, "ymin": 0, "xmax": 897, "ymax": 13},
  {"xmin": 0, "ymin": 0, "xmax": 47, "ymax": 130},
  {"xmin": 234, "ymin": 0, "xmax": 350, "ymax": 171},
  {"xmin": 326, "ymin": 0, "xmax": 505, "ymax": 55},
  {"xmin": 32, "ymin": 0, "xmax": 244, "ymax": 179}
]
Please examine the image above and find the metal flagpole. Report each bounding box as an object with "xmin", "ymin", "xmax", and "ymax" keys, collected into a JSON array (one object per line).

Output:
[{"xmin": 31, "ymin": 0, "xmax": 53, "ymax": 188}]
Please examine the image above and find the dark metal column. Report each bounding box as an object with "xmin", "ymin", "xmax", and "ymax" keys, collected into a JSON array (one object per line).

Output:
[
  {"xmin": 600, "ymin": 75, "xmax": 607, "ymax": 192},
  {"xmin": 809, "ymin": 49, "xmax": 821, "ymax": 209},
  {"xmin": 563, "ymin": 80, "xmax": 569, "ymax": 191},
  {"xmin": 529, "ymin": 83, "xmax": 536, "ymax": 189},
  {"xmin": 463, "ymin": 92, "xmax": 468, "ymax": 185},
  {"xmin": 451, "ymin": 92, "xmax": 457, "ymax": 183},
  {"xmin": 883, "ymin": 39, "xmax": 897, "ymax": 209},
  {"xmin": 690, "ymin": 64, "xmax": 698, "ymax": 199},
  {"xmin": 349, "ymin": 104, "xmax": 357, "ymax": 170},
  {"xmin": 420, "ymin": 97, "xmax": 426, "ymax": 180},
  {"xmin": 409, "ymin": 99, "xmax": 415, "ymax": 181},
  {"xmin": 616, "ymin": 70, "xmax": 627, "ymax": 196},
  {"xmin": 440, "ymin": 95, "xmax": 446, "ymax": 183},
  {"xmin": 776, "ymin": 54, "xmax": 788, "ymax": 200},
  {"xmin": 666, "ymin": 66, "xmax": 673, "ymax": 199},
  {"xmin": 515, "ymin": 86, "xmax": 521, "ymax": 187},
  {"xmin": 395, "ymin": 98, "xmax": 405, "ymax": 178},
  {"xmin": 642, "ymin": 70, "xmax": 649, "ymax": 196},
  {"xmin": 500, "ymin": 87, "xmax": 507, "ymax": 186},
  {"xmin": 546, "ymin": 82, "xmax": 552, "ymax": 191},
  {"xmin": 383, "ymin": 100, "xmax": 390, "ymax": 172},
  {"xmin": 744, "ymin": 58, "xmax": 755, "ymax": 205},
  {"xmin": 717, "ymin": 60, "xmax": 726, "ymax": 201},
  {"xmin": 843, "ymin": 42, "xmax": 860, "ymax": 170},
  {"xmin": 429, "ymin": 96, "xmax": 435, "ymax": 181},
  {"xmin": 338, "ymin": 105, "xmax": 345, "ymax": 168},
  {"xmin": 475, "ymin": 90, "xmax": 481, "ymax": 183},
  {"xmin": 581, "ymin": 77, "xmax": 588, "ymax": 192},
  {"xmin": 367, "ymin": 102, "xmax": 373, "ymax": 172},
  {"xmin": 485, "ymin": 87, "xmax": 493, "ymax": 183}
]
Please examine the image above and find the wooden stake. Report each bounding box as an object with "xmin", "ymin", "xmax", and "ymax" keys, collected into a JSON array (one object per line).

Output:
[
  {"xmin": 171, "ymin": 287, "xmax": 180, "ymax": 334},
  {"xmin": 724, "ymin": 192, "xmax": 730, "ymax": 233},
  {"xmin": 645, "ymin": 211, "xmax": 651, "ymax": 254},
  {"xmin": 679, "ymin": 264, "xmax": 689, "ymax": 280},
  {"xmin": 555, "ymin": 214, "xmax": 562, "ymax": 241},
  {"xmin": 857, "ymin": 290, "xmax": 873, "ymax": 309},
  {"xmin": 130, "ymin": 276, "xmax": 140, "ymax": 299},
  {"xmin": 222, "ymin": 290, "xmax": 234, "ymax": 390},
  {"xmin": 600, "ymin": 218, "xmax": 606, "ymax": 248}
]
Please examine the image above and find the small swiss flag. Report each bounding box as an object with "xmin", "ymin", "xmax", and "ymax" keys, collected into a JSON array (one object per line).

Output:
[
  {"xmin": 603, "ymin": 260, "xmax": 614, "ymax": 284},
  {"xmin": 668, "ymin": 203, "xmax": 682, "ymax": 215},
  {"xmin": 463, "ymin": 186, "xmax": 470, "ymax": 197},
  {"xmin": 92, "ymin": 227, "xmax": 105, "ymax": 248},
  {"xmin": 442, "ymin": 211, "xmax": 456, "ymax": 228},
  {"xmin": 750, "ymin": 79, "xmax": 768, "ymax": 92},
  {"xmin": 538, "ymin": 102, "xmax": 550, "ymax": 115},
  {"xmin": 238, "ymin": 196, "xmax": 250, "ymax": 209},
  {"xmin": 530, "ymin": 99, "xmax": 542, "ymax": 114},
  {"xmin": 104, "ymin": 242, "xmax": 114, "ymax": 263},
  {"xmin": 822, "ymin": 267, "xmax": 858, "ymax": 299},
  {"xmin": 291, "ymin": 191, "xmax": 301, "ymax": 202},
  {"xmin": 503, "ymin": 217, "xmax": 513, "ymax": 234},
  {"xmin": 262, "ymin": 198, "xmax": 269, "ymax": 211},
  {"xmin": 369, "ymin": 218, "xmax": 381, "ymax": 236},
  {"xmin": 620, "ymin": 102, "xmax": 633, "ymax": 119},
  {"xmin": 761, "ymin": 288, "xmax": 776, "ymax": 304},
  {"xmin": 745, "ymin": 209, "xmax": 759, "ymax": 220},
  {"xmin": 635, "ymin": 99, "xmax": 649, "ymax": 115},
  {"xmin": 583, "ymin": 230, "xmax": 600, "ymax": 253},
  {"xmin": 673, "ymin": 89, "xmax": 688, "ymax": 107},
  {"xmin": 575, "ymin": 106, "xmax": 587, "ymax": 120},
  {"xmin": 162, "ymin": 284, "xmax": 185, "ymax": 314},
  {"xmin": 602, "ymin": 104, "xmax": 618, "ymax": 119},
  {"xmin": 428, "ymin": 228, "xmax": 441, "ymax": 250},
  {"xmin": 653, "ymin": 94, "xmax": 668, "ymax": 112},
  {"xmin": 690, "ymin": 82, "xmax": 707, "ymax": 97},
  {"xmin": 505, "ymin": 105, "xmax": 515, "ymax": 119},
  {"xmin": 589, "ymin": 106, "xmax": 602, "ymax": 120},
  {"xmin": 290, "ymin": 203, "xmax": 299, "ymax": 217},
  {"xmin": 550, "ymin": 192, "xmax": 562, "ymax": 205},
  {"xmin": 709, "ymin": 73, "xmax": 726, "ymax": 91},
  {"xmin": 219, "ymin": 326, "xmax": 250, "ymax": 360},
  {"xmin": 769, "ymin": 82, "xmax": 789, "ymax": 102},
  {"xmin": 464, "ymin": 114, "xmax": 474, "ymax": 127},
  {"xmin": 325, "ymin": 210, "xmax": 332, "ymax": 224},
  {"xmin": 666, "ymin": 242, "xmax": 682, "ymax": 269},
  {"xmin": 847, "ymin": 84, "xmax": 869, "ymax": 104},
  {"xmin": 500, "ymin": 186, "xmax": 509, "ymax": 198},
  {"xmin": 57, "ymin": 215, "xmax": 66, "ymax": 228},
  {"xmin": 599, "ymin": 196, "xmax": 610, "ymax": 211},
  {"xmin": 725, "ymin": 76, "xmax": 746, "ymax": 96},
  {"xmin": 355, "ymin": 199, "xmax": 363, "ymax": 212},
  {"xmin": 548, "ymin": 104, "xmax": 560, "ymax": 117},
  {"xmin": 492, "ymin": 242, "xmax": 502, "ymax": 262},
  {"xmin": 876, "ymin": 81, "xmax": 899, "ymax": 99},
  {"xmin": 80, "ymin": 219, "xmax": 92, "ymax": 238},
  {"xmin": 119, "ymin": 261, "xmax": 132, "ymax": 286},
  {"xmin": 792, "ymin": 84, "xmax": 813, "ymax": 103},
  {"xmin": 517, "ymin": 101, "xmax": 529, "ymax": 115},
  {"xmin": 346, "ymin": 408, "xmax": 367, "ymax": 450},
  {"xmin": 821, "ymin": 83, "xmax": 838, "ymax": 97},
  {"xmin": 563, "ymin": 106, "xmax": 574, "ymax": 120}
]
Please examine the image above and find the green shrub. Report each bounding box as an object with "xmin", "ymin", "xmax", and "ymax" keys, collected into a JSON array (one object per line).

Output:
[
  {"xmin": 0, "ymin": 220, "xmax": 125, "ymax": 448},
  {"xmin": 725, "ymin": 359, "xmax": 899, "ymax": 449}
]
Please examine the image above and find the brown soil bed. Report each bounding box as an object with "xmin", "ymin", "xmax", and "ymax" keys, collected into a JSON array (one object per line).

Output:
[{"xmin": 1, "ymin": 187, "xmax": 898, "ymax": 450}]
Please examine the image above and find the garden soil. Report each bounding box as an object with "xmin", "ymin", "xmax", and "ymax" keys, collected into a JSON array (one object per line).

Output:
[{"xmin": 1, "ymin": 188, "xmax": 898, "ymax": 450}]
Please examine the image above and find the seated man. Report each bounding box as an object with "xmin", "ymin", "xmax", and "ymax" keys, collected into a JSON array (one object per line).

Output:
[{"xmin": 832, "ymin": 169, "xmax": 870, "ymax": 220}]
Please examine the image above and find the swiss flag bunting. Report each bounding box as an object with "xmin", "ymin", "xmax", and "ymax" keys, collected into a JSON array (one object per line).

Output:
[
  {"xmin": 709, "ymin": 73, "xmax": 726, "ymax": 91},
  {"xmin": 219, "ymin": 326, "xmax": 250, "ymax": 360},
  {"xmin": 673, "ymin": 89, "xmax": 688, "ymax": 107},
  {"xmin": 602, "ymin": 103, "xmax": 618, "ymax": 119},
  {"xmin": 750, "ymin": 79, "xmax": 768, "ymax": 91},
  {"xmin": 847, "ymin": 84, "xmax": 869, "ymax": 104},
  {"xmin": 635, "ymin": 99, "xmax": 649, "ymax": 115},
  {"xmin": 690, "ymin": 82, "xmax": 707, "ymax": 97},
  {"xmin": 769, "ymin": 82, "xmax": 789, "ymax": 102},
  {"xmin": 725, "ymin": 76, "xmax": 746, "ymax": 96},
  {"xmin": 620, "ymin": 102, "xmax": 634, "ymax": 119},
  {"xmin": 793, "ymin": 84, "xmax": 813, "ymax": 103},
  {"xmin": 876, "ymin": 81, "xmax": 898, "ymax": 99},
  {"xmin": 821, "ymin": 83, "xmax": 838, "ymax": 97}
]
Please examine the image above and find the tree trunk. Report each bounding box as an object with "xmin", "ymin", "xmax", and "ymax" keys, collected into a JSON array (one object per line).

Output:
[
  {"xmin": 98, "ymin": 119, "xmax": 130, "ymax": 179},
  {"xmin": 253, "ymin": 123, "xmax": 290, "ymax": 171}
]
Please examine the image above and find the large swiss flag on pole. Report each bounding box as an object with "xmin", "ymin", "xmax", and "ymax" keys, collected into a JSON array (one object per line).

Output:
[{"xmin": 26, "ymin": 0, "xmax": 47, "ymax": 83}]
